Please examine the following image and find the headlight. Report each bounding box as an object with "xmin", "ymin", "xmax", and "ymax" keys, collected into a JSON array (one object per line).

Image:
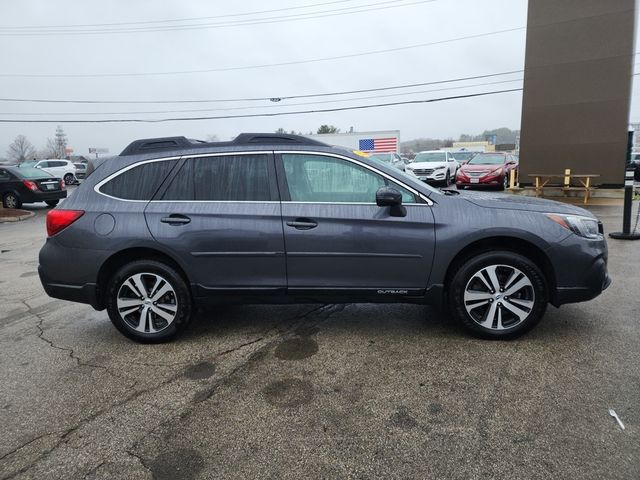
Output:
[
  {"xmin": 487, "ymin": 168, "xmax": 503, "ymax": 176},
  {"xmin": 434, "ymin": 166, "xmax": 446, "ymax": 170},
  {"xmin": 546, "ymin": 214, "xmax": 602, "ymax": 239}
]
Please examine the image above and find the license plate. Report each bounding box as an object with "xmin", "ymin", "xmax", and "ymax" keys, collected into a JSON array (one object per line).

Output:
[
  {"xmin": 418, "ymin": 176, "xmax": 427, "ymax": 181},
  {"xmin": 45, "ymin": 184, "xmax": 54, "ymax": 190},
  {"xmin": 470, "ymin": 178, "xmax": 480, "ymax": 184}
]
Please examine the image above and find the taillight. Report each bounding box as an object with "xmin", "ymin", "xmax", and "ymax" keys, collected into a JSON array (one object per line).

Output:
[
  {"xmin": 46, "ymin": 210, "xmax": 84, "ymax": 236},
  {"xmin": 59, "ymin": 179, "xmax": 66, "ymax": 189},
  {"xmin": 23, "ymin": 180, "xmax": 39, "ymax": 192}
]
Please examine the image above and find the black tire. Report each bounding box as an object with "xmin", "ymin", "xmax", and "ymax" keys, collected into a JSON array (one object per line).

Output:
[
  {"xmin": 500, "ymin": 174, "xmax": 508, "ymax": 191},
  {"xmin": 448, "ymin": 251, "xmax": 548, "ymax": 339},
  {"xmin": 106, "ymin": 259, "xmax": 193, "ymax": 343},
  {"xmin": 63, "ymin": 173, "xmax": 75, "ymax": 186},
  {"xmin": 444, "ymin": 171, "xmax": 451, "ymax": 186},
  {"xmin": 45, "ymin": 200, "xmax": 59, "ymax": 208},
  {"xmin": 3, "ymin": 192, "xmax": 21, "ymax": 209}
]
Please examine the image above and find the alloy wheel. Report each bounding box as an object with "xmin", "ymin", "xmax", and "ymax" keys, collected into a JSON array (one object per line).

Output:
[
  {"xmin": 4, "ymin": 194, "xmax": 17, "ymax": 209},
  {"xmin": 116, "ymin": 272, "xmax": 178, "ymax": 334},
  {"xmin": 463, "ymin": 264, "xmax": 535, "ymax": 330}
]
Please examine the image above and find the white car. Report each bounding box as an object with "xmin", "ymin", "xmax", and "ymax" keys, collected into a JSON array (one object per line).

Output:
[
  {"xmin": 19, "ymin": 159, "xmax": 77, "ymax": 186},
  {"xmin": 405, "ymin": 150, "xmax": 459, "ymax": 186}
]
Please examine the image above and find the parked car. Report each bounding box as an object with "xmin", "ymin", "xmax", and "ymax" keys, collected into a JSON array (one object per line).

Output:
[
  {"xmin": 0, "ymin": 166, "xmax": 67, "ymax": 208},
  {"xmin": 405, "ymin": 150, "xmax": 459, "ymax": 186},
  {"xmin": 449, "ymin": 150, "xmax": 479, "ymax": 165},
  {"xmin": 631, "ymin": 154, "xmax": 640, "ymax": 182},
  {"xmin": 19, "ymin": 159, "xmax": 77, "ymax": 186},
  {"xmin": 38, "ymin": 133, "xmax": 609, "ymax": 343},
  {"xmin": 456, "ymin": 152, "xmax": 519, "ymax": 190},
  {"xmin": 73, "ymin": 162, "xmax": 87, "ymax": 181},
  {"xmin": 367, "ymin": 152, "xmax": 407, "ymax": 171}
]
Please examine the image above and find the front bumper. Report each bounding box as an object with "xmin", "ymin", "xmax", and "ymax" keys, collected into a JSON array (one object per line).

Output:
[
  {"xmin": 553, "ymin": 257, "xmax": 611, "ymax": 306},
  {"xmin": 408, "ymin": 170, "xmax": 448, "ymax": 183},
  {"xmin": 456, "ymin": 173, "xmax": 503, "ymax": 187}
]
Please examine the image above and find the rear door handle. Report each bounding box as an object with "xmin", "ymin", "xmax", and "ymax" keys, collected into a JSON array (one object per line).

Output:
[
  {"xmin": 286, "ymin": 218, "xmax": 318, "ymax": 230},
  {"xmin": 161, "ymin": 214, "xmax": 191, "ymax": 225}
]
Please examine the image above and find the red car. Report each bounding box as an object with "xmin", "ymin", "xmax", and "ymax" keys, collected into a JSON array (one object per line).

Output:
[{"xmin": 456, "ymin": 152, "xmax": 519, "ymax": 190}]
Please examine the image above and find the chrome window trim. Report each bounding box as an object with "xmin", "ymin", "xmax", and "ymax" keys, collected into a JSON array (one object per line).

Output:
[
  {"xmin": 276, "ymin": 150, "xmax": 433, "ymax": 205},
  {"xmin": 94, "ymin": 151, "xmax": 273, "ymax": 202},
  {"xmin": 94, "ymin": 150, "xmax": 434, "ymax": 206},
  {"xmin": 94, "ymin": 156, "xmax": 182, "ymax": 202}
]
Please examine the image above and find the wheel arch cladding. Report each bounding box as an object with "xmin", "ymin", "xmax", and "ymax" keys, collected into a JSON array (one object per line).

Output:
[
  {"xmin": 96, "ymin": 247, "xmax": 192, "ymax": 309},
  {"xmin": 443, "ymin": 236, "xmax": 557, "ymax": 301}
]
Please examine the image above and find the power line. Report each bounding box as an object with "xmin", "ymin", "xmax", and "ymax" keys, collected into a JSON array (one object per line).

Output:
[
  {"xmin": 0, "ymin": 0, "xmax": 361, "ymax": 29},
  {"xmin": 0, "ymin": 0, "xmax": 434, "ymax": 36},
  {"xmin": 0, "ymin": 27, "xmax": 526, "ymax": 78},
  {"xmin": 1, "ymin": 79, "xmax": 524, "ymax": 116},
  {"xmin": 0, "ymin": 69, "xmax": 524, "ymax": 104},
  {"xmin": 0, "ymin": 88, "xmax": 523, "ymax": 123}
]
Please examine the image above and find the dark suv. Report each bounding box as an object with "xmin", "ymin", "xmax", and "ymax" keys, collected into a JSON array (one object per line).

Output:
[{"xmin": 39, "ymin": 134, "xmax": 610, "ymax": 343}]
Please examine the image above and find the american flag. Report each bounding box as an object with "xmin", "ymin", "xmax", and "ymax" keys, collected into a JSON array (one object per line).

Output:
[{"xmin": 358, "ymin": 137, "xmax": 398, "ymax": 153}]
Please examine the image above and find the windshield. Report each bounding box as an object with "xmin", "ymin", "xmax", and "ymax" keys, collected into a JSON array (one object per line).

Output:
[
  {"xmin": 450, "ymin": 152, "xmax": 475, "ymax": 162},
  {"xmin": 413, "ymin": 152, "xmax": 446, "ymax": 163},
  {"xmin": 467, "ymin": 154, "xmax": 505, "ymax": 165},
  {"xmin": 12, "ymin": 167, "xmax": 51, "ymax": 179},
  {"xmin": 369, "ymin": 153, "xmax": 393, "ymax": 163},
  {"xmin": 19, "ymin": 161, "xmax": 38, "ymax": 168},
  {"xmin": 366, "ymin": 155, "xmax": 442, "ymax": 196}
]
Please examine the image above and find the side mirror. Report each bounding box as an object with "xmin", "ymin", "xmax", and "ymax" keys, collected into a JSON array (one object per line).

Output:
[
  {"xmin": 376, "ymin": 186, "xmax": 401, "ymax": 206},
  {"xmin": 376, "ymin": 187, "xmax": 406, "ymax": 217}
]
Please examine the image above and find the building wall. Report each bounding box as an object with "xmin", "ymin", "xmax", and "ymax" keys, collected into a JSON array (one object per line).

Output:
[{"xmin": 519, "ymin": 0, "xmax": 635, "ymax": 186}]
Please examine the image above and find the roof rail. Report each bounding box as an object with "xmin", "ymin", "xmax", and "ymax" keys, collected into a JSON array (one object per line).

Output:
[{"xmin": 119, "ymin": 133, "xmax": 328, "ymax": 156}]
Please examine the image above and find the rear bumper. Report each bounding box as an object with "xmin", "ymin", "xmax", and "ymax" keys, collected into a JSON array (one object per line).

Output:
[
  {"xmin": 38, "ymin": 266, "xmax": 100, "ymax": 309},
  {"xmin": 23, "ymin": 190, "xmax": 67, "ymax": 203}
]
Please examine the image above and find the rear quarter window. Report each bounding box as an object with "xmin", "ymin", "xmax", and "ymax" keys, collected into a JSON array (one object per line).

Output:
[{"xmin": 100, "ymin": 160, "xmax": 177, "ymax": 200}]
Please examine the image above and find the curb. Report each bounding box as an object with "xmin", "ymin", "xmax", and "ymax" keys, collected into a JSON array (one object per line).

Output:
[{"xmin": 0, "ymin": 210, "xmax": 36, "ymax": 223}]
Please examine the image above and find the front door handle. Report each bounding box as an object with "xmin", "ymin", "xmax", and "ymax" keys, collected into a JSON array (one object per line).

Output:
[
  {"xmin": 161, "ymin": 214, "xmax": 191, "ymax": 225},
  {"xmin": 286, "ymin": 218, "xmax": 318, "ymax": 230}
]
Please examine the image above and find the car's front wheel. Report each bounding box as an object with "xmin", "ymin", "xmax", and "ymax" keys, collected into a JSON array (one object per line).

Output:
[
  {"xmin": 106, "ymin": 260, "xmax": 193, "ymax": 343},
  {"xmin": 3, "ymin": 192, "xmax": 21, "ymax": 209},
  {"xmin": 448, "ymin": 251, "xmax": 548, "ymax": 339}
]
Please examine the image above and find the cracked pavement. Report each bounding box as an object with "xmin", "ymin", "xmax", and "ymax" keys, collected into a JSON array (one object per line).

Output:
[{"xmin": 1, "ymin": 202, "xmax": 639, "ymax": 479}]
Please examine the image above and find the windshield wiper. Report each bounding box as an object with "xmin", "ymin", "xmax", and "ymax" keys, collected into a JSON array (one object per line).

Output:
[{"xmin": 440, "ymin": 188, "xmax": 460, "ymax": 195}]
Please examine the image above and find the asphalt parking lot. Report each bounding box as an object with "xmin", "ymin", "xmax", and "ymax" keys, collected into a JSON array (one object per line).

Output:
[{"xmin": 0, "ymin": 198, "xmax": 638, "ymax": 480}]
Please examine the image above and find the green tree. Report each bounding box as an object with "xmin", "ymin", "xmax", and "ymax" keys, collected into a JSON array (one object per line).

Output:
[{"xmin": 317, "ymin": 125, "xmax": 340, "ymax": 134}]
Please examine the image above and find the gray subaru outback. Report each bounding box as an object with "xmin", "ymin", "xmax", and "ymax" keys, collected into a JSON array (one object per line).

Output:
[{"xmin": 38, "ymin": 133, "xmax": 610, "ymax": 343}]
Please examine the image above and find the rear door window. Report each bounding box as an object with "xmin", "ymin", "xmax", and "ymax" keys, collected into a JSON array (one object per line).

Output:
[
  {"xmin": 161, "ymin": 154, "xmax": 274, "ymax": 201},
  {"xmin": 100, "ymin": 159, "xmax": 178, "ymax": 200}
]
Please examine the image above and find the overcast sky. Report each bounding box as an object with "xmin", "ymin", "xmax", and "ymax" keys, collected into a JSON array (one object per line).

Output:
[{"xmin": 0, "ymin": 0, "xmax": 637, "ymax": 157}]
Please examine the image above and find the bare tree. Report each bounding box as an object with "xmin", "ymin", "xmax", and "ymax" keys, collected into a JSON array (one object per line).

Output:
[
  {"xmin": 36, "ymin": 138, "xmax": 60, "ymax": 159},
  {"xmin": 6, "ymin": 135, "xmax": 36, "ymax": 163}
]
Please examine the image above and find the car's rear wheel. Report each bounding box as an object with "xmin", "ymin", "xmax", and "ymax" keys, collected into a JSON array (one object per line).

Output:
[
  {"xmin": 45, "ymin": 200, "xmax": 59, "ymax": 208},
  {"xmin": 448, "ymin": 251, "xmax": 548, "ymax": 339},
  {"xmin": 3, "ymin": 192, "xmax": 21, "ymax": 209},
  {"xmin": 106, "ymin": 260, "xmax": 193, "ymax": 343},
  {"xmin": 63, "ymin": 173, "xmax": 75, "ymax": 186}
]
